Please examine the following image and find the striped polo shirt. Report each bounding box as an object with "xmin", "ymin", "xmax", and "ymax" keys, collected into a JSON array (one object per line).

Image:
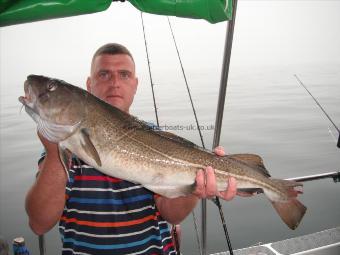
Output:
[{"xmin": 39, "ymin": 154, "xmax": 176, "ymax": 255}]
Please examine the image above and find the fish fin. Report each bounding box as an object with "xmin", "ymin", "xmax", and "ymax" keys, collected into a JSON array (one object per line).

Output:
[
  {"xmin": 271, "ymin": 199, "xmax": 306, "ymax": 230},
  {"xmin": 58, "ymin": 145, "xmax": 72, "ymax": 181},
  {"xmin": 229, "ymin": 154, "xmax": 271, "ymax": 177},
  {"xmin": 265, "ymin": 179, "xmax": 306, "ymax": 229},
  {"xmin": 270, "ymin": 179, "xmax": 304, "ymax": 195},
  {"xmin": 80, "ymin": 128, "xmax": 102, "ymax": 167},
  {"xmin": 144, "ymin": 184, "xmax": 195, "ymax": 198}
]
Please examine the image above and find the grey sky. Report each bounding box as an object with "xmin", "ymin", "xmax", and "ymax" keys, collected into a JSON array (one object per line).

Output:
[{"xmin": 0, "ymin": 1, "xmax": 339, "ymax": 92}]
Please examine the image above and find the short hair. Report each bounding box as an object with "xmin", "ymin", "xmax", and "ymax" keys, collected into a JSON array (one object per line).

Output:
[{"xmin": 91, "ymin": 43, "xmax": 135, "ymax": 70}]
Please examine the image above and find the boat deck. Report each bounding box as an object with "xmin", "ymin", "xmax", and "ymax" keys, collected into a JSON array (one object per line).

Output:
[{"xmin": 211, "ymin": 226, "xmax": 340, "ymax": 255}]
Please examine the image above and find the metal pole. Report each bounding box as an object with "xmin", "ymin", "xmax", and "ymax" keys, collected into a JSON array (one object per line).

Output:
[
  {"xmin": 38, "ymin": 235, "xmax": 45, "ymax": 255},
  {"xmin": 212, "ymin": 3, "xmax": 238, "ymax": 147},
  {"xmin": 201, "ymin": 0, "xmax": 239, "ymax": 254}
]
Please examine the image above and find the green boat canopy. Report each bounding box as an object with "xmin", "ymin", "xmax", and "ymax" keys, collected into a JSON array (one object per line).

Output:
[{"xmin": 0, "ymin": 0, "xmax": 232, "ymax": 27}]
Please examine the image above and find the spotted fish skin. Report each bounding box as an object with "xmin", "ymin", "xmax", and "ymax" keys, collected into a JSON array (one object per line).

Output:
[{"xmin": 19, "ymin": 75, "xmax": 306, "ymax": 230}]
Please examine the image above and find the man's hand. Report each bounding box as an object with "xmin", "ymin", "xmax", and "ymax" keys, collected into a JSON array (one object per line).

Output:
[
  {"xmin": 37, "ymin": 131, "xmax": 58, "ymax": 153},
  {"xmin": 193, "ymin": 166, "xmax": 237, "ymax": 200},
  {"xmin": 192, "ymin": 146, "xmax": 253, "ymax": 200},
  {"xmin": 26, "ymin": 131, "xmax": 68, "ymax": 235}
]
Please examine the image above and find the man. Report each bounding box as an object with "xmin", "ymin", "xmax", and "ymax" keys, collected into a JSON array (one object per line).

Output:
[{"xmin": 25, "ymin": 43, "xmax": 239, "ymax": 255}]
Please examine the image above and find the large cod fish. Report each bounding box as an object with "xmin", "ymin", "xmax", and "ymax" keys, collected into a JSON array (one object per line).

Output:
[{"xmin": 19, "ymin": 75, "xmax": 306, "ymax": 229}]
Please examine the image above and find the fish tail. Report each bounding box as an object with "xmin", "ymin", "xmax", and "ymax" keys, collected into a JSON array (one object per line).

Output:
[
  {"xmin": 265, "ymin": 179, "xmax": 306, "ymax": 230},
  {"xmin": 271, "ymin": 198, "xmax": 306, "ymax": 230}
]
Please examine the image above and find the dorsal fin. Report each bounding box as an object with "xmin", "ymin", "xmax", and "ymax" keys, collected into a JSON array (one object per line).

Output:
[{"xmin": 229, "ymin": 154, "xmax": 271, "ymax": 177}]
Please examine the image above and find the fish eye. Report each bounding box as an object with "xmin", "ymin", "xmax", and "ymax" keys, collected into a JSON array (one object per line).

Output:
[{"xmin": 47, "ymin": 81, "xmax": 57, "ymax": 91}]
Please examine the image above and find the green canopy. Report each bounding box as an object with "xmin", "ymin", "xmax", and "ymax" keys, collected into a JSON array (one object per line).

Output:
[{"xmin": 0, "ymin": 0, "xmax": 232, "ymax": 27}]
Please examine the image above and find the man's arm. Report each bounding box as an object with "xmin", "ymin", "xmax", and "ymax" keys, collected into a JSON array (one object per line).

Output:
[
  {"xmin": 25, "ymin": 133, "xmax": 67, "ymax": 235},
  {"xmin": 155, "ymin": 146, "xmax": 238, "ymax": 225}
]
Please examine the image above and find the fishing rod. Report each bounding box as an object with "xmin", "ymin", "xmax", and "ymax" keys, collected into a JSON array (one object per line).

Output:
[
  {"xmin": 141, "ymin": 13, "xmax": 185, "ymax": 255},
  {"xmin": 236, "ymin": 76, "xmax": 340, "ymax": 195},
  {"xmin": 167, "ymin": 14, "xmax": 234, "ymax": 255},
  {"xmin": 290, "ymin": 75, "xmax": 340, "ymax": 184},
  {"xmin": 141, "ymin": 12, "xmax": 160, "ymax": 127},
  {"xmin": 286, "ymin": 171, "xmax": 340, "ymax": 183},
  {"xmin": 238, "ymin": 171, "xmax": 340, "ymax": 196},
  {"xmin": 293, "ymin": 74, "xmax": 340, "ymax": 148}
]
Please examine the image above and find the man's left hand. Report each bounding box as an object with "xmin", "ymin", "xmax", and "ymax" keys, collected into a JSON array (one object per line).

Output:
[{"xmin": 192, "ymin": 146, "xmax": 253, "ymax": 200}]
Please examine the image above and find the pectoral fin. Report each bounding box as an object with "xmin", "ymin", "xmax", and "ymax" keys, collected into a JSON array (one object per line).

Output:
[{"xmin": 80, "ymin": 128, "xmax": 102, "ymax": 167}]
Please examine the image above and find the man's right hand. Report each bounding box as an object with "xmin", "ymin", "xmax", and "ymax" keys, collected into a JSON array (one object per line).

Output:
[
  {"xmin": 37, "ymin": 131, "xmax": 58, "ymax": 155},
  {"xmin": 25, "ymin": 131, "xmax": 68, "ymax": 235}
]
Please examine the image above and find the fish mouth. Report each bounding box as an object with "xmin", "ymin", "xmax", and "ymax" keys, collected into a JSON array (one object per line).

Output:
[
  {"xmin": 18, "ymin": 79, "xmax": 31, "ymax": 105},
  {"xmin": 18, "ymin": 83, "xmax": 40, "ymax": 124},
  {"xmin": 18, "ymin": 95, "xmax": 37, "ymax": 117},
  {"xmin": 18, "ymin": 78, "xmax": 36, "ymax": 113}
]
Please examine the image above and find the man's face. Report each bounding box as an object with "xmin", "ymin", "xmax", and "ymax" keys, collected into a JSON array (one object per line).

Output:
[{"xmin": 86, "ymin": 54, "xmax": 138, "ymax": 113}]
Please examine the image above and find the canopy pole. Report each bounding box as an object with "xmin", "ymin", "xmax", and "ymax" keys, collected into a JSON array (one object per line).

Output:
[{"xmin": 201, "ymin": 0, "xmax": 239, "ymax": 254}]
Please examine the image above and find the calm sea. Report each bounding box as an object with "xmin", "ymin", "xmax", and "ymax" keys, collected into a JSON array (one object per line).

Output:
[{"xmin": 1, "ymin": 1, "xmax": 339, "ymax": 255}]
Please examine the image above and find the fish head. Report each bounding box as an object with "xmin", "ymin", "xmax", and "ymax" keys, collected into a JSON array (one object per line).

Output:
[{"xmin": 19, "ymin": 75, "xmax": 86, "ymax": 142}]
